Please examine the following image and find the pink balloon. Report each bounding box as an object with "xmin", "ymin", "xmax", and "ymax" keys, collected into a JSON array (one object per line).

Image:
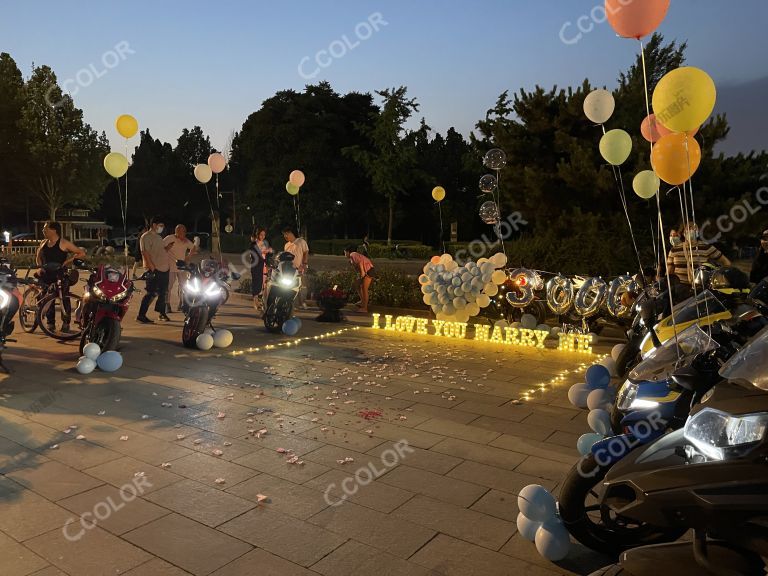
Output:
[
  {"xmin": 208, "ymin": 153, "xmax": 227, "ymax": 174},
  {"xmin": 640, "ymin": 114, "xmax": 672, "ymax": 143},
  {"xmin": 289, "ymin": 170, "xmax": 306, "ymax": 187}
]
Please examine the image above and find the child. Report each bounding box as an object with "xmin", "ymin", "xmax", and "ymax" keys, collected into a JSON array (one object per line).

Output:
[{"xmin": 344, "ymin": 245, "xmax": 375, "ymax": 313}]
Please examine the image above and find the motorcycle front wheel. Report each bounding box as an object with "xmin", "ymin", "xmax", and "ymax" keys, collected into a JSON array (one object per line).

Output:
[
  {"xmin": 80, "ymin": 317, "xmax": 121, "ymax": 355},
  {"xmin": 263, "ymin": 296, "xmax": 291, "ymax": 333},
  {"xmin": 182, "ymin": 306, "xmax": 209, "ymax": 348},
  {"xmin": 558, "ymin": 454, "xmax": 686, "ymax": 557}
]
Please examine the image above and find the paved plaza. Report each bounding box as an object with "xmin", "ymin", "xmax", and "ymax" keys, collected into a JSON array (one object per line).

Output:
[{"xmin": 0, "ymin": 298, "xmax": 612, "ymax": 576}]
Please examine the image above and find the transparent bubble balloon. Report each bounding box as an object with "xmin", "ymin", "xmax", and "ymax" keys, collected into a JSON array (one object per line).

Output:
[
  {"xmin": 483, "ymin": 148, "xmax": 507, "ymax": 171},
  {"xmin": 479, "ymin": 201, "xmax": 500, "ymax": 225},
  {"xmin": 479, "ymin": 174, "xmax": 498, "ymax": 194}
]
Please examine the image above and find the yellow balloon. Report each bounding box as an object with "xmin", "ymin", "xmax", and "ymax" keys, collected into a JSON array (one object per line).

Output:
[
  {"xmin": 103, "ymin": 152, "xmax": 128, "ymax": 178},
  {"xmin": 652, "ymin": 67, "xmax": 716, "ymax": 133},
  {"xmin": 286, "ymin": 182, "xmax": 300, "ymax": 196},
  {"xmin": 599, "ymin": 129, "xmax": 633, "ymax": 166},
  {"xmin": 491, "ymin": 270, "xmax": 507, "ymax": 285},
  {"xmin": 432, "ymin": 186, "xmax": 446, "ymax": 202},
  {"xmin": 632, "ymin": 170, "xmax": 660, "ymax": 199},
  {"xmin": 115, "ymin": 114, "xmax": 138, "ymax": 139}
]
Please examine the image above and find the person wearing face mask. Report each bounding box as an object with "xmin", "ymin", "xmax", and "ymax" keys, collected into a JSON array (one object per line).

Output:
[
  {"xmin": 750, "ymin": 229, "xmax": 768, "ymax": 283},
  {"xmin": 137, "ymin": 216, "xmax": 171, "ymax": 323},
  {"xmin": 666, "ymin": 222, "xmax": 731, "ymax": 286}
]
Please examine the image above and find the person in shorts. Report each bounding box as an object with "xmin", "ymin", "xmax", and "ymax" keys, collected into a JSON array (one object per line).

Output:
[{"xmin": 344, "ymin": 245, "xmax": 375, "ymax": 313}]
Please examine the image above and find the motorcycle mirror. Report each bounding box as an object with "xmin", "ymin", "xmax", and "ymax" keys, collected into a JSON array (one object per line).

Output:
[
  {"xmin": 231, "ymin": 272, "xmax": 241, "ymax": 281},
  {"xmin": 175, "ymin": 260, "xmax": 187, "ymax": 269},
  {"xmin": 73, "ymin": 259, "xmax": 87, "ymax": 269}
]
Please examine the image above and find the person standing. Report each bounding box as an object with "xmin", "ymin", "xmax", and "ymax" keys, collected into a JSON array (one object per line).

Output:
[
  {"xmin": 750, "ymin": 229, "xmax": 768, "ymax": 283},
  {"xmin": 131, "ymin": 225, "xmax": 148, "ymax": 279},
  {"xmin": 344, "ymin": 245, "xmax": 375, "ymax": 313},
  {"xmin": 248, "ymin": 228, "xmax": 271, "ymax": 310},
  {"xmin": 282, "ymin": 226, "xmax": 309, "ymax": 309},
  {"xmin": 164, "ymin": 224, "xmax": 197, "ymax": 312},
  {"xmin": 211, "ymin": 211, "xmax": 221, "ymax": 259},
  {"xmin": 35, "ymin": 221, "xmax": 85, "ymax": 332},
  {"xmin": 666, "ymin": 222, "xmax": 730, "ymax": 286},
  {"xmin": 137, "ymin": 217, "xmax": 171, "ymax": 323}
]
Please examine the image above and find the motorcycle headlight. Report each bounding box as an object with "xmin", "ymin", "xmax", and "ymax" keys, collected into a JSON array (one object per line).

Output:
[
  {"xmin": 616, "ymin": 380, "xmax": 638, "ymax": 411},
  {"xmin": 204, "ymin": 283, "xmax": 222, "ymax": 298},
  {"xmin": 0, "ymin": 290, "xmax": 9, "ymax": 309},
  {"xmin": 630, "ymin": 398, "xmax": 660, "ymax": 410},
  {"xmin": 92, "ymin": 285, "xmax": 106, "ymax": 299},
  {"xmin": 185, "ymin": 278, "xmax": 202, "ymax": 295},
  {"xmin": 684, "ymin": 408, "xmax": 768, "ymax": 461},
  {"xmin": 279, "ymin": 276, "xmax": 297, "ymax": 287}
]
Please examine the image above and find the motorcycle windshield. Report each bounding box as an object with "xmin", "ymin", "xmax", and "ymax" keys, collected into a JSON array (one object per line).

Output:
[
  {"xmin": 719, "ymin": 325, "xmax": 768, "ymax": 391},
  {"xmin": 629, "ymin": 324, "xmax": 719, "ymax": 382},
  {"xmin": 670, "ymin": 290, "xmax": 727, "ymax": 324}
]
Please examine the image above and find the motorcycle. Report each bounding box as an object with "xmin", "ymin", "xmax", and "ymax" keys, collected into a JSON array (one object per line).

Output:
[
  {"xmin": 263, "ymin": 252, "xmax": 301, "ymax": 333},
  {"xmin": 0, "ymin": 259, "xmax": 23, "ymax": 373},
  {"xmin": 76, "ymin": 260, "xmax": 134, "ymax": 354},
  {"xmin": 177, "ymin": 259, "xmax": 232, "ymax": 348},
  {"xmin": 591, "ymin": 326, "xmax": 768, "ymax": 575}
]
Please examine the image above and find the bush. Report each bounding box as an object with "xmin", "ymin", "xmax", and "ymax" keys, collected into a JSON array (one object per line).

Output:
[
  {"xmin": 310, "ymin": 239, "xmax": 434, "ymax": 258},
  {"xmin": 308, "ymin": 266, "xmax": 423, "ymax": 309}
]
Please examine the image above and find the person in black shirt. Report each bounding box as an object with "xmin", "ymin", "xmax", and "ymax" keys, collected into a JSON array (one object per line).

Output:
[{"xmin": 750, "ymin": 229, "xmax": 768, "ymax": 284}]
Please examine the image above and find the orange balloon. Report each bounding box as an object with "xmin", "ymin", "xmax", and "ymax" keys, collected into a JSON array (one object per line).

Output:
[
  {"xmin": 640, "ymin": 114, "xmax": 672, "ymax": 143},
  {"xmin": 605, "ymin": 0, "xmax": 670, "ymax": 39},
  {"xmin": 651, "ymin": 133, "xmax": 702, "ymax": 186}
]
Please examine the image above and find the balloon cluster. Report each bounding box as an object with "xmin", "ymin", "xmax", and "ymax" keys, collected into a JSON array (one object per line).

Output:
[
  {"xmin": 286, "ymin": 170, "xmax": 305, "ymax": 196},
  {"xmin": 282, "ymin": 317, "xmax": 302, "ymax": 336},
  {"xmin": 194, "ymin": 153, "xmax": 227, "ymax": 184},
  {"xmin": 76, "ymin": 344, "xmax": 123, "ymax": 374},
  {"xmin": 419, "ymin": 252, "xmax": 509, "ymax": 323},
  {"xmin": 516, "ymin": 484, "xmax": 571, "ymax": 561},
  {"xmin": 196, "ymin": 328, "xmax": 234, "ymax": 350},
  {"xmin": 103, "ymin": 114, "xmax": 139, "ymax": 178}
]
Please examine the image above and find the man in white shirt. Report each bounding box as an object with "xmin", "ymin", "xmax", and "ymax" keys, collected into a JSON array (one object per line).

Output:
[
  {"xmin": 164, "ymin": 224, "xmax": 197, "ymax": 311},
  {"xmin": 282, "ymin": 226, "xmax": 309, "ymax": 308},
  {"xmin": 137, "ymin": 217, "xmax": 171, "ymax": 323}
]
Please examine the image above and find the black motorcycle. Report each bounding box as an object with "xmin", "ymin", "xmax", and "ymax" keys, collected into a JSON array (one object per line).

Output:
[
  {"xmin": 177, "ymin": 259, "xmax": 234, "ymax": 348},
  {"xmin": 263, "ymin": 252, "xmax": 301, "ymax": 333},
  {"xmin": 0, "ymin": 259, "xmax": 25, "ymax": 373}
]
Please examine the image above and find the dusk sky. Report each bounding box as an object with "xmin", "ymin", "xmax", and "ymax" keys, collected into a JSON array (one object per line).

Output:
[{"xmin": 2, "ymin": 1, "xmax": 767, "ymax": 155}]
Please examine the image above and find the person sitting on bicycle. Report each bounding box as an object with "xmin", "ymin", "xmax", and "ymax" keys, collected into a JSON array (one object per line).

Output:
[{"xmin": 35, "ymin": 221, "xmax": 85, "ymax": 332}]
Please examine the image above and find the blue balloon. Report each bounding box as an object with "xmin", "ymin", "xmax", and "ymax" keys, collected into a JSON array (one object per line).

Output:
[
  {"xmin": 585, "ymin": 364, "xmax": 611, "ymax": 389},
  {"xmin": 576, "ymin": 432, "xmax": 604, "ymax": 455},
  {"xmin": 96, "ymin": 351, "xmax": 123, "ymax": 372},
  {"xmin": 282, "ymin": 319, "xmax": 299, "ymax": 336},
  {"xmin": 292, "ymin": 317, "xmax": 302, "ymax": 330}
]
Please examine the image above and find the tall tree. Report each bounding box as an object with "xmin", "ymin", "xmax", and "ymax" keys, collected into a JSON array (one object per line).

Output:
[{"xmin": 0, "ymin": 53, "xmax": 28, "ymax": 226}]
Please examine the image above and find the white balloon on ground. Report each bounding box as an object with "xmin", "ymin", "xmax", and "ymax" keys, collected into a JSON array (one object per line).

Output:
[
  {"xmin": 568, "ymin": 383, "xmax": 590, "ymax": 409},
  {"xmin": 520, "ymin": 314, "xmax": 538, "ymax": 330},
  {"xmin": 96, "ymin": 351, "xmax": 123, "ymax": 372},
  {"xmin": 82, "ymin": 343, "xmax": 101, "ymax": 361},
  {"xmin": 599, "ymin": 357, "xmax": 618, "ymax": 377},
  {"xmin": 550, "ymin": 326, "xmax": 562, "ymax": 337},
  {"xmin": 76, "ymin": 357, "xmax": 96, "ymax": 374},
  {"xmin": 577, "ymin": 432, "xmax": 604, "ymax": 455},
  {"xmin": 536, "ymin": 324, "xmax": 551, "ymax": 334},
  {"xmin": 213, "ymin": 329, "xmax": 234, "ymax": 348},
  {"xmin": 196, "ymin": 333, "xmax": 214, "ymax": 350},
  {"xmin": 611, "ymin": 343, "xmax": 626, "ymax": 362},
  {"xmin": 517, "ymin": 513, "xmax": 542, "ymax": 541},
  {"xmin": 517, "ymin": 485, "xmax": 557, "ymax": 523},
  {"xmin": 587, "ymin": 388, "xmax": 613, "ymax": 411},
  {"xmin": 494, "ymin": 320, "xmax": 509, "ymax": 329},
  {"xmin": 535, "ymin": 520, "xmax": 571, "ymax": 562},
  {"xmin": 588, "ymin": 408, "xmax": 612, "ymax": 436}
]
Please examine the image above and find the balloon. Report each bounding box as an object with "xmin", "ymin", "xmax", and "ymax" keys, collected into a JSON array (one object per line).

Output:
[
  {"xmin": 587, "ymin": 388, "xmax": 613, "ymax": 411},
  {"xmin": 550, "ymin": 326, "xmax": 562, "ymax": 337},
  {"xmin": 292, "ymin": 317, "xmax": 302, "ymax": 330},
  {"xmin": 286, "ymin": 182, "xmax": 300, "ymax": 196},
  {"xmin": 452, "ymin": 297, "xmax": 467, "ymax": 310},
  {"xmin": 574, "ymin": 277, "xmax": 608, "ymax": 317},
  {"xmin": 194, "ymin": 164, "xmax": 212, "ymax": 184},
  {"xmin": 611, "ymin": 343, "xmax": 626, "ymax": 362},
  {"xmin": 640, "ymin": 113, "xmax": 672, "ymax": 143},
  {"xmin": 535, "ymin": 520, "xmax": 571, "ymax": 561},
  {"xmin": 517, "ymin": 513, "xmax": 542, "ymax": 542},
  {"xmin": 479, "ymin": 174, "xmax": 497, "ymax": 194},
  {"xmin": 484, "ymin": 283, "xmax": 498, "ymax": 297},
  {"xmin": 430, "ymin": 256, "xmax": 441, "ymax": 265},
  {"xmin": 546, "ymin": 275, "xmax": 575, "ymax": 315},
  {"xmin": 568, "ymin": 383, "xmax": 590, "ymax": 409},
  {"xmin": 491, "ymin": 270, "xmax": 507, "ymax": 285},
  {"xmin": 289, "ymin": 170, "xmax": 306, "ymax": 187},
  {"xmin": 632, "ymin": 170, "xmax": 660, "ymax": 200},
  {"xmin": 494, "ymin": 319, "xmax": 509, "ymax": 329},
  {"xmin": 653, "ymin": 67, "xmax": 716, "ymax": 133},
  {"xmin": 577, "ymin": 433, "xmax": 604, "ymax": 456},
  {"xmin": 477, "ymin": 294, "xmax": 491, "ymax": 308},
  {"xmin": 432, "ymin": 186, "xmax": 446, "ymax": 202},
  {"xmin": 203, "ymin": 327, "xmax": 215, "ymax": 335},
  {"xmin": 115, "ymin": 114, "xmax": 138, "ymax": 139},
  {"xmin": 517, "ymin": 485, "xmax": 557, "ymax": 523},
  {"xmin": 599, "ymin": 357, "xmax": 618, "ymax": 378},
  {"xmin": 588, "ymin": 408, "xmax": 612, "ymax": 436},
  {"xmin": 83, "ymin": 343, "xmax": 101, "ymax": 361},
  {"xmin": 599, "ymin": 129, "xmax": 632, "ymax": 166},
  {"xmin": 489, "ymin": 252, "xmax": 507, "ymax": 268},
  {"xmin": 506, "ymin": 268, "xmax": 539, "ymax": 308},
  {"xmin": 196, "ymin": 333, "xmax": 214, "ymax": 350},
  {"xmin": 466, "ymin": 302, "xmax": 480, "ymax": 316},
  {"xmin": 607, "ymin": 275, "xmax": 638, "ymax": 318},
  {"xmin": 103, "ymin": 152, "xmax": 129, "ymax": 179},
  {"xmin": 585, "ymin": 365, "xmax": 611, "ymax": 389},
  {"xmin": 76, "ymin": 357, "xmax": 96, "ymax": 374},
  {"xmin": 96, "ymin": 351, "xmax": 123, "ymax": 372},
  {"xmin": 583, "ymin": 89, "xmax": 615, "ymax": 124},
  {"xmin": 282, "ymin": 319, "xmax": 299, "ymax": 336},
  {"xmin": 651, "ymin": 133, "xmax": 702, "ymax": 186},
  {"xmin": 605, "ymin": 0, "xmax": 670, "ymax": 39},
  {"xmin": 589, "ymin": 332, "xmax": 599, "ymax": 345},
  {"xmin": 213, "ymin": 329, "xmax": 234, "ymax": 348},
  {"xmin": 483, "ymin": 148, "xmax": 507, "ymax": 171},
  {"xmin": 520, "ymin": 314, "xmax": 537, "ymax": 330},
  {"xmin": 208, "ymin": 153, "xmax": 227, "ymax": 174},
  {"xmin": 536, "ymin": 324, "xmax": 551, "ymax": 334}
]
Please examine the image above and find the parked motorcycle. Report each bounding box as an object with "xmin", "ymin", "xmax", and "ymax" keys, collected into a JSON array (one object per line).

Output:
[
  {"xmin": 75, "ymin": 260, "xmax": 135, "ymax": 354},
  {"xmin": 263, "ymin": 252, "xmax": 301, "ymax": 333},
  {"xmin": 0, "ymin": 259, "xmax": 23, "ymax": 373},
  {"xmin": 591, "ymin": 327, "xmax": 768, "ymax": 575},
  {"xmin": 177, "ymin": 259, "xmax": 233, "ymax": 348}
]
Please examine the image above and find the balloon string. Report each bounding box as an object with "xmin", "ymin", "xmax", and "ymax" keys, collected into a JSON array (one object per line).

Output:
[
  {"xmin": 616, "ymin": 165, "xmax": 645, "ymax": 277},
  {"xmin": 123, "ymin": 138, "xmax": 129, "ymax": 270},
  {"xmin": 438, "ymin": 201, "xmax": 445, "ymax": 254},
  {"xmin": 495, "ymin": 168, "xmax": 507, "ymax": 258},
  {"xmin": 115, "ymin": 177, "xmax": 127, "ymax": 270}
]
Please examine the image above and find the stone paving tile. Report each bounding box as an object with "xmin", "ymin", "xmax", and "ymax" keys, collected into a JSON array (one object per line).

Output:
[
  {"xmin": 302, "ymin": 443, "xmax": 401, "ymax": 473},
  {"xmin": 0, "ymin": 531, "xmax": 48, "ymax": 575},
  {"xmin": 219, "ymin": 507, "xmax": 346, "ymax": 567},
  {"xmin": 452, "ymin": 399, "xmax": 533, "ymax": 422},
  {"xmin": 393, "ymin": 495, "xmax": 516, "ymax": 550},
  {"xmin": 210, "ymin": 548, "xmax": 316, "ymax": 576},
  {"xmin": 545, "ymin": 430, "xmax": 582, "ymax": 450},
  {"xmin": 173, "ymin": 431, "xmax": 258, "ymax": 462},
  {"xmin": 521, "ymin": 413, "xmax": 591, "ymax": 435},
  {"xmin": 301, "ymin": 425, "xmax": 386, "ymax": 452},
  {"xmin": 123, "ymin": 557, "xmax": 194, "ymax": 575},
  {"xmin": 305, "ymin": 469, "xmax": 415, "ymax": 513},
  {"xmin": 226, "ymin": 473, "xmax": 329, "ymax": 519},
  {"xmin": 124, "ymin": 514, "xmax": 252, "ymax": 576},
  {"xmin": 58, "ymin": 484, "xmax": 169, "ymax": 535},
  {"xmin": 469, "ymin": 489, "xmax": 520, "ymax": 523},
  {"xmin": 516, "ymin": 455, "xmax": 575, "ymax": 482},
  {"xmin": 366, "ymin": 442, "xmax": 462, "ymax": 475},
  {"xmin": 84, "ymin": 456, "xmax": 183, "ymax": 494},
  {"xmin": 378, "ymin": 465, "xmax": 487, "ymax": 507},
  {"xmin": 144, "ymin": 479, "xmax": 254, "ymax": 527},
  {"xmin": 403, "ymin": 402, "xmax": 478, "ymax": 424},
  {"xmin": 29, "ymin": 567, "xmax": 69, "ymax": 576},
  {"xmin": 6, "ymin": 460, "xmax": 103, "ymax": 502},
  {"xmin": 414, "ymin": 418, "xmax": 501, "ymax": 445},
  {"xmin": 36, "ymin": 437, "xmax": 124, "ymax": 471},
  {"xmin": 448, "ymin": 460, "xmax": 556, "ymax": 494},
  {"xmin": 361, "ymin": 421, "xmax": 444, "ymax": 450},
  {"xmin": 26, "ymin": 525, "xmax": 152, "ymax": 576},
  {"xmin": 242, "ymin": 430, "xmax": 325, "ymax": 456},
  {"xmin": 489, "ymin": 434, "xmax": 578, "ymax": 465},
  {"xmin": 410, "ymin": 533, "xmax": 563, "ymax": 576},
  {"xmin": 311, "ymin": 539, "xmax": 439, "ymax": 576},
  {"xmin": 166, "ymin": 452, "xmax": 257, "ymax": 489},
  {"xmin": 469, "ymin": 415, "xmax": 554, "ymax": 442},
  {"xmin": 308, "ymin": 500, "xmax": 435, "ymax": 558},
  {"xmin": 123, "ymin": 418, "xmax": 205, "ymax": 443},
  {"xmin": 233, "ymin": 447, "xmax": 330, "ymax": 483},
  {"xmin": 429, "ymin": 437, "xmax": 527, "ymax": 471},
  {"xmin": 0, "ymin": 416, "xmax": 61, "ymax": 451},
  {"xmin": 0, "ymin": 479, "xmax": 74, "ymax": 543}
]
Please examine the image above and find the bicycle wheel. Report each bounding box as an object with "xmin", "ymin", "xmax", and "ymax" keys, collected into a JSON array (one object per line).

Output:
[
  {"xmin": 38, "ymin": 293, "xmax": 84, "ymax": 341},
  {"xmin": 19, "ymin": 286, "xmax": 41, "ymax": 333}
]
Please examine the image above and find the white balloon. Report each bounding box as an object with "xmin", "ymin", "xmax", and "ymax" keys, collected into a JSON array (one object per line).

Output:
[
  {"xmin": 518, "ymin": 485, "xmax": 557, "ymax": 523},
  {"xmin": 599, "ymin": 357, "xmax": 618, "ymax": 377},
  {"xmin": 611, "ymin": 343, "xmax": 626, "ymax": 362},
  {"xmin": 76, "ymin": 357, "xmax": 96, "ymax": 374},
  {"xmin": 477, "ymin": 294, "xmax": 491, "ymax": 308},
  {"xmin": 213, "ymin": 329, "xmax": 234, "ymax": 348},
  {"xmin": 550, "ymin": 326, "xmax": 562, "ymax": 337},
  {"xmin": 491, "ymin": 252, "xmax": 508, "ymax": 268},
  {"xmin": 456, "ymin": 310, "xmax": 471, "ymax": 323},
  {"xmin": 511, "ymin": 321, "xmax": 522, "ymax": 329},
  {"xmin": 536, "ymin": 324, "xmax": 551, "ymax": 334},
  {"xmin": 535, "ymin": 520, "xmax": 571, "ymax": 562},
  {"xmin": 588, "ymin": 408, "xmax": 612, "ymax": 436},
  {"xmin": 491, "ymin": 270, "xmax": 507, "ymax": 285},
  {"xmin": 82, "ymin": 342, "xmax": 101, "ymax": 361},
  {"xmin": 203, "ymin": 327, "xmax": 215, "ymax": 336},
  {"xmin": 520, "ymin": 314, "xmax": 538, "ymax": 330},
  {"xmin": 568, "ymin": 383, "xmax": 590, "ymax": 409},
  {"xmin": 466, "ymin": 303, "xmax": 480, "ymax": 316},
  {"xmin": 494, "ymin": 319, "xmax": 509, "ymax": 328},
  {"xmin": 196, "ymin": 333, "xmax": 214, "ymax": 350},
  {"xmin": 517, "ymin": 513, "xmax": 542, "ymax": 542},
  {"xmin": 587, "ymin": 388, "xmax": 612, "ymax": 411},
  {"xmin": 453, "ymin": 297, "xmax": 467, "ymax": 310},
  {"xmin": 485, "ymin": 283, "xmax": 499, "ymax": 297},
  {"xmin": 443, "ymin": 304, "xmax": 456, "ymax": 316},
  {"xmin": 477, "ymin": 258, "xmax": 489, "ymax": 265}
]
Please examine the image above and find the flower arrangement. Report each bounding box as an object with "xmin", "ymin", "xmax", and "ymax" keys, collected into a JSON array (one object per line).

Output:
[{"xmin": 316, "ymin": 284, "xmax": 348, "ymax": 322}]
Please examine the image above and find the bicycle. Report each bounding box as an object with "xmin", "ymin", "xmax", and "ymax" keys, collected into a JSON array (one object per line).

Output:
[{"xmin": 18, "ymin": 263, "xmax": 84, "ymax": 341}]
